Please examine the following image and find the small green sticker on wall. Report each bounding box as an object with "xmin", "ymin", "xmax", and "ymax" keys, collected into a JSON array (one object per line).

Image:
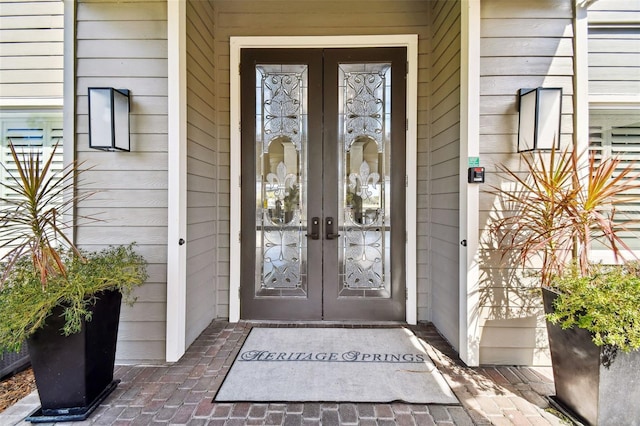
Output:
[{"xmin": 468, "ymin": 157, "xmax": 480, "ymax": 167}]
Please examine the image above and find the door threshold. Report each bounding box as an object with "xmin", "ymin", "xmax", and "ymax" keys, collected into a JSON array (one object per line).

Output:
[{"xmin": 244, "ymin": 320, "xmax": 409, "ymax": 327}]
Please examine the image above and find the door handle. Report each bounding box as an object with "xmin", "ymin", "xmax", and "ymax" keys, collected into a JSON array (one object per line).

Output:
[
  {"xmin": 325, "ymin": 217, "xmax": 340, "ymax": 239},
  {"xmin": 306, "ymin": 217, "xmax": 320, "ymax": 240}
]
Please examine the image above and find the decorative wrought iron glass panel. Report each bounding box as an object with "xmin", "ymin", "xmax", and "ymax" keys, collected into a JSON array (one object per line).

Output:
[
  {"xmin": 254, "ymin": 65, "xmax": 308, "ymax": 296},
  {"xmin": 338, "ymin": 63, "xmax": 392, "ymax": 297}
]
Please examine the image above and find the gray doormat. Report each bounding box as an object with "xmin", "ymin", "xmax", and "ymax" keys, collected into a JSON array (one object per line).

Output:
[{"xmin": 214, "ymin": 327, "xmax": 458, "ymax": 404}]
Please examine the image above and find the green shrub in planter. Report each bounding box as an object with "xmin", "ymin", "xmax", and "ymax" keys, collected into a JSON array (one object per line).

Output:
[
  {"xmin": 547, "ymin": 262, "xmax": 640, "ymax": 361},
  {"xmin": 0, "ymin": 141, "xmax": 147, "ymax": 351},
  {"xmin": 0, "ymin": 244, "xmax": 147, "ymax": 354},
  {"xmin": 491, "ymin": 147, "xmax": 640, "ymax": 424},
  {"xmin": 0, "ymin": 141, "xmax": 148, "ymax": 419}
]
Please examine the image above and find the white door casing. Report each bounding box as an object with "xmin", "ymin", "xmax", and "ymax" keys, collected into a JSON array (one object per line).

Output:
[
  {"xmin": 229, "ymin": 35, "xmax": 418, "ymax": 324},
  {"xmin": 166, "ymin": 0, "xmax": 187, "ymax": 363}
]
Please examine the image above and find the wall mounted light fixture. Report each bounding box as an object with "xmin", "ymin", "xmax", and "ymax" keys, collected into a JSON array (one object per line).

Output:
[
  {"xmin": 517, "ymin": 87, "xmax": 562, "ymax": 153},
  {"xmin": 88, "ymin": 87, "xmax": 130, "ymax": 152}
]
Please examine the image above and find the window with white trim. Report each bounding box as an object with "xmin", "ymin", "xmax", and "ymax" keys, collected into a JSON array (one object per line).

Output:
[
  {"xmin": 0, "ymin": 111, "xmax": 63, "ymax": 202},
  {"xmin": 589, "ymin": 108, "xmax": 640, "ymax": 257}
]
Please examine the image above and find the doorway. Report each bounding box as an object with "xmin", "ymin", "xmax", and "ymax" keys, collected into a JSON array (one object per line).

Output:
[{"xmin": 240, "ymin": 47, "xmax": 407, "ymax": 321}]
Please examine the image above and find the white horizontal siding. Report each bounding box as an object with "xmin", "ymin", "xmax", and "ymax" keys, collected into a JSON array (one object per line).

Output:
[
  {"xmin": 185, "ymin": 0, "xmax": 217, "ymax": 349},
  {"xmin": 0, "ymin": 0, "xmax": 63, "ymax": 101},
  {"xmin": 477, "ymin": 0, "xmax": 575, "ymax": 366},
  {"xmin": 588, "ymin": 0, "xmax": 640, "ymax": 24},
  {"xmin": 75, "ymin": 0, "xmax": 168, "ymax": 364},
  {"xmin": 427, "ymin": 0, "xmax": 460, "ymax": 351},
  {"xmin": 588, "ymin": 0, "xmax": 640, "ymax": 96}
]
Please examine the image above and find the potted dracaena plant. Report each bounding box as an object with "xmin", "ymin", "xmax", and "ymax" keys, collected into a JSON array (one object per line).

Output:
[
  {"xmin": 0, "ymin": 142, "xmax": 147, "ymax": 422},
  {"xmin": 490, "ymin": 147, "xmax": 640, "ymax": 426}
]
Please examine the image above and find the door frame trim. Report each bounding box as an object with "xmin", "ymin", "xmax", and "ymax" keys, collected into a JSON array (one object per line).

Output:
[
  {"xmin": 229, "ymin": 35, "xmax": 418, "ymax": 324},
  {"xmin": 166, "ymin": 0, "xmax": 187, "ymax": 363}
]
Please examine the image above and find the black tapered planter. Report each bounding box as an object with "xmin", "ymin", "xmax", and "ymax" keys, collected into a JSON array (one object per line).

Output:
[
  {"xmin": 25, "ymin": 289, "xmax": 123, "ymax": 423},
  {"xmin": 542, "ymin": 287, "xmax": 640, "ymax": 426}
]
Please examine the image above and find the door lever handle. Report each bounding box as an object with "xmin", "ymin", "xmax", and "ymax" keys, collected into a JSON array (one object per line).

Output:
[
  {"xmin": 305, "ymin": 217, "xmax": 320, "ymax": 240},
  {"xmin": 325, "ymin": 217, "xmax": 340, "ymax": 239}
]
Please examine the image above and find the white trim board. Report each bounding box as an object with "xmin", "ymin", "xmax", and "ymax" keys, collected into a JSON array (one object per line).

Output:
[
  {"xmin": 459, "ymin": 0, "xmax": 481, "ymax": 367},
  {"xmin": 166, "ymin": 0, "xmax": 187, "ymax": 363},
  {"xmin": 0, "ymin": 99, "xmax": 63, "ymax": 108},
  {"xmin": 589, "ymin": 95, "xmax": 640, "ymax": 108},
  {"xmin": 229, "ymin": 35, "xmax": 418, "ymax": 324},
  {"xmin": 62, "ymin": 0, "xmax": 76, "ymax": 247},
  {"xmin": 575, "ymin": 3, "xmax": 590, "ymax": 155}
]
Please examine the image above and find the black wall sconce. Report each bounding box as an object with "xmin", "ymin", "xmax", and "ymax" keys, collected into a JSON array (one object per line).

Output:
[
  {"xmin": 88, "ymin": 87, "xmax": 131, "ymax": 152},
  {"xmin": 517, "ymin": 87, "xmax": 562, "ymax": 153}
]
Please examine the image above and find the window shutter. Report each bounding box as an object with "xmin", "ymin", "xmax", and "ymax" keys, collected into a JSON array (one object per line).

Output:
[
  {"xmin": 589, "ymin": 111, "xmax": 640, "ymax": 250},
  {"xmin": 0, "ymin": 112, "xmax": 64, "ymax": 202}
]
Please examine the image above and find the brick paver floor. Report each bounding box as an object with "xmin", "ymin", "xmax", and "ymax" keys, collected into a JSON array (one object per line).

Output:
[{"xmin": 1, "ymin": 321, "xmax": 565, "ymax": 425}]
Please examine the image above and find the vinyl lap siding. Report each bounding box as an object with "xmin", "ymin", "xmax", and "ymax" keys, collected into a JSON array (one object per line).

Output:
[
  {"xmin": 212, "ymin": 0, "xmax": 431, "ymax": 319},
  {"xmin": 185, "ymin": 0, "xmax": 217, "ymax": 347},
  {"xmin": 478, "ymin": 0, "xmax": 574, "ymax": 365},
  {"xmin": 588, "ymin": 0, "xmax": 640, "ymax": 96},
  {"xmin": 427, "ymin": 0, "xmax": 461, "ymax": 352},
  {"xmin": 587, "ymin": 0, "xmax": 640, "ymax": 25},
  {"xmin": 75, "ymin": 0, "xmax": 168, "ymax": 364},
  {"xmin": 0, "ymin": 0, "xmax": 63, "ymax": 100}
]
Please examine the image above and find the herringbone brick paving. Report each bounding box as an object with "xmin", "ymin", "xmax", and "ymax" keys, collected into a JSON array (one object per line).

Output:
[{"xmin": 1, "ymin": 321, "xmax": 565, "ymax": 425}]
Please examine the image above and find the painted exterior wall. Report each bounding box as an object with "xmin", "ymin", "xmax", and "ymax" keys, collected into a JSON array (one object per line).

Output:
[
  {"xmin": 477, "ymin": 0, "xmax": 575, "ymax": 365},
  {"xmin": 473, "ymin": 0, "xmax": 639, "ymax": 366},
  {"xmin": 0, "ymin": 0, "xmax": 64, "ymax": 214},
  {"xmin": 0, "ymin": 0, "xmax": 63, "ymax": 101},
  {"xmin": 185, "ymin": 0, "xmax": 218, "ymax": 349},
  {"xmin": 212, "ymin": 0, "xmax": 433, "ymax": 321},
  {"xmin": 72, "ymin": 0, "xmax": 437, "ymax": 363},
  {"xmin": 63, "ymin": 0, "xmax": 637, "ymax": 366},
  {"xmin": 588, "ymin": 0, "xmax": 640, "ymax": 96},
  {"xmin": 75, "ymin": 0, "xmax": 169, "ymax": 363},
  {"xmin": 427, "ymin": 0, "xmax": 461, "ymax": 353}
]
